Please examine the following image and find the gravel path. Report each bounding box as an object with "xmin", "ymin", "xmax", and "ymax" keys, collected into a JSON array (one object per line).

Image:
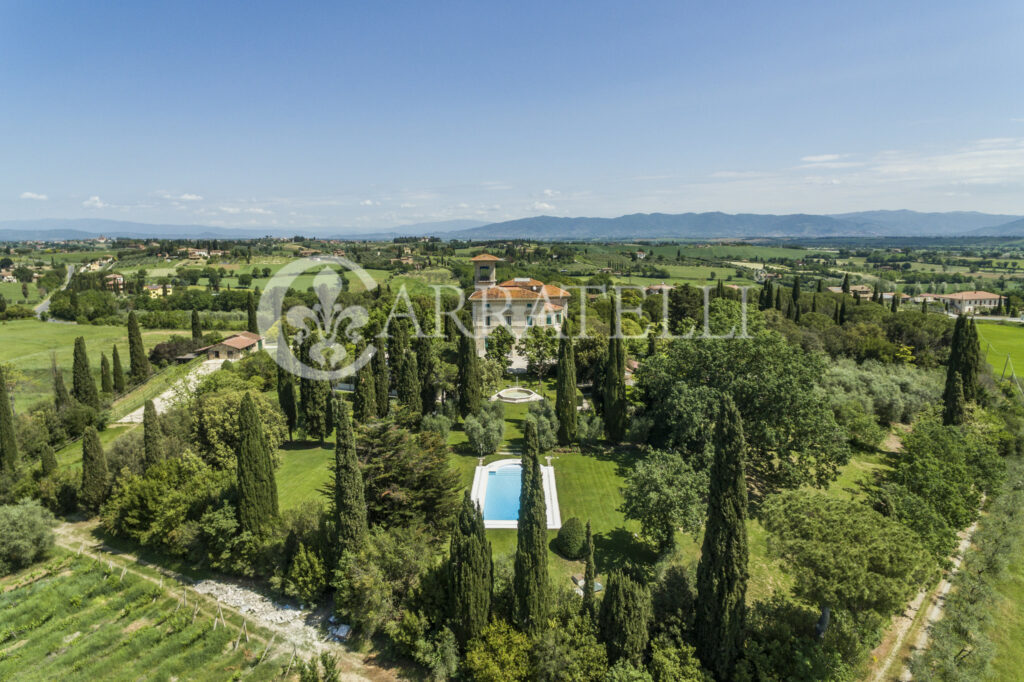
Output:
[{"xmin": 116, "ymin": 358, "xmax": 223, "ymax": 423}]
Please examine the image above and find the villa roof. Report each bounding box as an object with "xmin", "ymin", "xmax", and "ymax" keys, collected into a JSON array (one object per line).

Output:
[
  {"xmin": 499, "ymin": 277, "xmax": 544, "ymax": 287},
  {"xmin": 938, "ymin": 290, "xmax": 1001, "ymax": 300},
  {"xmin": 469, "ymin": 286, "xmax": 543, "ymax": 300},
  {"xmin": 470, "ymin": 253, "xmax": 503, "ymax": 262},
  {"xmin": 541, "ymin": 284, "xmax": 571, "ymax": 298}
]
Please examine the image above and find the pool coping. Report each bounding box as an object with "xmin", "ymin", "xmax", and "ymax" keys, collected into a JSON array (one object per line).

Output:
[{"xmin": 470, "ymin": 458, "xmax": 562, "ymax": 530}]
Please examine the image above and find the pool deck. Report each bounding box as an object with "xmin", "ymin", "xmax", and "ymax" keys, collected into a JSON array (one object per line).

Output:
[{"xmin": 470, "ymin": 458, "xmax": 562, "ymax": 530}]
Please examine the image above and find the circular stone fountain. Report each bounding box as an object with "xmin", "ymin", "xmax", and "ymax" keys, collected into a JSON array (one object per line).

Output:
[{"xmin": 492, "ymin": 386, "xmax": 544, "ymax": 404}]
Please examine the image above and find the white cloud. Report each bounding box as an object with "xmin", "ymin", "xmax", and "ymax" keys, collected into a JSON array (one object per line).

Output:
[
  {"xmin": 542, "ymin": 188, "xmax": 560, "ymax": 197},
  {"xmin": 20, "ymin": 191, "xmax": 48, "ymax": 200},
  {"xmin": 531, "ymin": 201, "xmax": 555, "ymax": 211},
  {"xmin": 360, "ymin": 199, "xmax": 379, "ymax": 206},
  {"xmin": 219, "ymin": 206, "xmax": 272, "ymax": 215},
  {"xmin": 82, "ymin": 195, "xmax": 107, "ymax": 208},
  {"xmin": 179, "ymin": 193, "xmax": 203, "ymax": 201},
  {"xmin": 801, "ymin": 154, "xmax": 842, "ymax": 162}
]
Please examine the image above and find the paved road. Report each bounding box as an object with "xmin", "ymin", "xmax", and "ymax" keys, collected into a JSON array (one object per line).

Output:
[
  {"xmin": 116, "ymin": 358, "xmax": 224, "ymax": 423},
  {"xmin": 34, "ymin": 264, "xmax": 74, "ymax": 318}
]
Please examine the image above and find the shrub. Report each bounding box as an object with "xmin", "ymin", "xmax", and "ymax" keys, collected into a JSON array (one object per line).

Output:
[
  {"xmin": 0, "ymin": 499, "xmax": 56, "ymax": 575},
  {"xmin": 556, "ymin": 517, "xmax": 585, "ymax": 559},
  {"xmin": 420, "ymin": 413, "xmax": 451, "ymax": 440}
]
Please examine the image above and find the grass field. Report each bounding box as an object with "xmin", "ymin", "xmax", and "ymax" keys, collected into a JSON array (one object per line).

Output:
[
  {"xmin": 0, "ymin": 281, "xmax": 43, "ymax": 304},
  {"xmin": 0, "ymin": 555, "xmax": 288, "ymax": 681},
  {"xmin": 976, "ymin": 321, "xmax": 1024, "ymax": 378},
  {"xmin": 0, "ymin": 319, "xmax": 183, "ymax": 411}
]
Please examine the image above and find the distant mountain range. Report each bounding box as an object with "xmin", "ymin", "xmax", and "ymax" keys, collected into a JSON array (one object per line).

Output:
[{"xmin": 1, "ymin": 211, "xmax": 1023, "ymax": 242}]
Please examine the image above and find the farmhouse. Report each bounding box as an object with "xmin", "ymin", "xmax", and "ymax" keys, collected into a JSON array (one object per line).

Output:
[
  {"xmin": 144, "ymin": 284, "xmax": 172, "ymax": 298},
  {"xmin": 468, "ymin": 254, "xmax": 571, "ymax": 357},
  {"xmin": 199, "ymin": 332, "xmax": 263, "ymax": 361},
  {"xmin": 104, "ymin": 273, "xmax": 124, "ymax": 292},
  {"xmin": 936, "ymin": 290, "xmax": 1002, "ymax": 314}
]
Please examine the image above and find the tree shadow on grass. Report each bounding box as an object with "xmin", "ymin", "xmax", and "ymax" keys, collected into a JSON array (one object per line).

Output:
[{"xmin": 592, "ymin": 526, "xmax": 657, "ymax": 576}]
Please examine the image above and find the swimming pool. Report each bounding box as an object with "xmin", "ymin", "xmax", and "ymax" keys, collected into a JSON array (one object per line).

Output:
[{"xmin": 482, "ymin": 464, "xmax": 522, "ymax": 521}]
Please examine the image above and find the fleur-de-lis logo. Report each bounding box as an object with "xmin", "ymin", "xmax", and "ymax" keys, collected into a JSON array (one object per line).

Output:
[{"xmin": 259, "ymin": 257, "xmax": 378, "ymax": 381}]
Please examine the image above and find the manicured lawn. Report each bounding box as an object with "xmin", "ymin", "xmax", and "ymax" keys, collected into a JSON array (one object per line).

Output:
[
  {"xmin": 976, "ymin": 321, "xmax": 1024, "ymax": 378},
  {"xmin": 276, "ymin": 437, "xmax": 335, "ymax": 510},
  {"xmin": 989, "ymin": 540, "xmax": 1024, "ymax": 679},
  {"xmin": 55, "ymin": 424, "xmax": 136, "ymax": 471},
  {"xmin": 0, "ymin": 280, "xmax": 43, "ymax": 304},
  {"xmin": 0, "ymin": 319, "xmax": 182, "ymax": 410}
]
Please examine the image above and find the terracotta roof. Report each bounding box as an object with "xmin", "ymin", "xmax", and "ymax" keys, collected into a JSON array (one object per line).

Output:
[
  {"xmin": 470, "ymin": 253, "xmax": 503, "ymax": 262},
  {"xmin": 469, "ymin": 286, "xmax": 542, "ymax": 300},
  {"xmin": 541, "ymin": 284, "xmax": 571, "ymax": 298},
  {"xmin": 220, "ymin": 335, "xmax": 260, "ymax": 350},
  {"xmin": 543, "ymin": 302, "xmax": 564, "ymax": 312},
  {"xmin": 499, "ymin": 278, "xmax": 544, "ymax": 287},
  {"xmin": 938, "ymin": 290, "xmax": 1001, "ymax": 300}
]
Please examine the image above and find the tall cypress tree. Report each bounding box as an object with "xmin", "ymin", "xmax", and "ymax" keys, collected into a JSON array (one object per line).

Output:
[
  {"xmin": 598, "ymin": 571, "xmax": 652, "ymax": 665},
  {"xmin": 100, "ymin": 353, "xmax": 113, "ymax": 394},
  {"xmin": 0, "ymin": 369, "xmax": 18, "ymax": 476},
  {"xmin": 332, "ymin": 400, "xmax": 367, "ymax": 555},
  {"xmin": 449, "ymin": 491, "xmax": 493, "ymax": 648},
  {"xmin": 774, "ymin": 288, "xmax": 782, "ymax": 311},
  {"xmin": 513, "ymin": 446, "xmax": 548, "ymax": 635},
  {"xmin": 943, "ymin": 371, "xmax": 967, "ymax": 426},
  {"xmin": 603, "ymin": 335, "xmax": 626, "ymax": 443},
  {"xmin": 71, "ymin": 336, "xmax": 100, "ymax": 409},
  {"xmin": 791, "ymin": 275, "xmax": 801, "ymax": 304},
  {"xmin": 246, "ymin": 292, "xmax": 258, "ymax": 334},
  {"xmin": 236, "ymin": 392, "xmax": 279, "ymax": 535},
  {"xmin": 396, "ymin": 335, "xmax": 422, "ymax": 414},
  {"xmin": 80, "ymin": 426, "xmax": 109, "ymax": 511},
  {"xmin": 142, "ymin": 399, "xmax": 162, "ymax": 468},
  {"xmin": 280, "ymin": 377, "xmax": 298, "ymax": 441},
  {"xmin": 841, "ymin": 273, "xmax": 850, "ymax": 294},
  {"xmin": 961, "ymin": 319, "xmax": 981, "ymax": 403},
  {"xmin": 111, "ymin": 344, "xmax": 125, "ymax": 394},
  {"xmin": 555, "ymin": 334, "xmax": 578, "ymax": 445},
  {"xmin": 191, "ymin": 308, "xmax": 203, "ymax": 344},
  {"xmin": 372, "ymin": 333, "xmax": 390, "ymax": 417},
  {"xmin": 839, "ymin": 300, "xmax": 848, "ymax": 325},
  {"xmin": 353, "ymin": 347, "xmax": 378, "ymax": 422},
  {"xmin": 457, "ymin": 332, "xmax": 482, "ymax": 418},
  {"xmin": 524, "ymin": 415, "xmax": 541, "ymax": 459},
  {"xmin": 695, "ymin": 395, "xmax": 749, "ymax": 680},
  {"xmin": 416, "ymin": 337, "xmax": 440, "ymax": 415},
  {"xmin": 297, "ymin": 334, "xmax": 330, "ymax": 444},
  {"xmin": 890, "ymin": 292, "xmax": 899, "ymax": 313},
  {"xmin": 811, "ymin": 294, "xmax": 818, "ymax": 314},
  {"xmin": 52, "ymin": 357, "xmax": 71, "ymax": 410},
  {"xmin": 127, "ymin": 311, "xmax": 150, "ymax": 381},
  {"xmin": 816, "ymin": 278, "xmax": 824, "ymax": 293},
  {"xmin": 581, "ymin": 520, "xmax": 597, "ymax": 620}
]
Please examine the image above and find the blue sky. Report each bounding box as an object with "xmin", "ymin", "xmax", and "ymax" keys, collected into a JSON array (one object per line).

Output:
[{"xmin": 2, "ymin": 0, "xmax": 1024, "ymax": 229}]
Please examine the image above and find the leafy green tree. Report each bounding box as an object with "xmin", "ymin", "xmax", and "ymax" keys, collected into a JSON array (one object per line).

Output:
[
  {"xmin": 695, "ymin": 395, "xmax": 749, "ymax": 680},
  {"xmin": 513, "ymin": 447, "xmax": 548, "ymax": 634},
  {"xmin": 0, "ymin": 369, "xmax": 17, "ymax": 476},
  {"xmin": 582, "ymin": 520, "xmax": 597, "ymax": 620},
  {"xmin": 331, "ymin": 400, "xmax": 367, "ymax": 555},
  {"xmin": 649, "ymin": 638, "xmax": 704, "ymax": 682},
  {"xmin": 142, "ymin": 399, "xmax": 162, "ymax": 469},
  {"xmin": 555, "ymin": 516, "xmax": 585, "ymax": 559},
  {"xmin": 285, "ymin": 542, "xmax": 325, "ymax": 605},
  {"xmin": 599, "ymin": 571, "xmax": 652, "ymax": 665},
  {"xmin": 127, "ymin": 311, "xmax": 150, "ymax": 381},
  {"xmin": 80, "ymin": 426, "xmax": 109, "ymax": 511},
  {"xmin": 464, "ymin": 620, "xmax": 531, "ymax": 682},
  {"xmin": 111, "ymin": 344, "xmax": 125, "ymax": 393},
  {"xmin": 603, "ymin": 335, "xmax": 627, "ymax": 442},
  {"xmin": 0, "ymin": 500, "xmax": 55, "ymax": 575},
  {"xmin": 516, "ymin": 326, "xmax": 558, "ymax": 379},
  {"xmin": 40, "ymin": 445, "xmax": 58, "ymax": 477},
  {"xmin": 763, "ymin": 490, "xmax": 932, "ymax": 620},
  {"xmin": 236, "ymin": 392, "xmax": 279, "ymax": 535},
  {"xmin": 191, "ymin": 308, "xmax": 202, "ymax": 343},
  {"xmin": 448, "ymin": 491, "xmax": 492, "ymax": 648},
  {"xmin": 192, "ymin": 388, "xmax": 287, "ymax": 468},
  {"xmin": 555, "ymin": 334, "xmax": 578, "ymax": 445},
  {"xmin": 100, "ymin": 352, "xmax": 113, "ymax": 394},
  {"xmin": 533, "ymin": 612, "xmax": 609, "ymax": 681},
  {"xmin": 485, "ymin": 325, "xmax": 515, "ymax": 365},
  {"xmin": 71, "ymin": 336, "xmax": 100, "ymax": 408},
  {"xmin": 246, "ymin": 291, "xmax": 258, "ymax": 333},
  {"xmin": 621, "ymin": 450, "xmax": 707, "ymax": 554},
  {"xmin": 464, "ymin": 407, "xmax": 504, "ymax": 456},
  {"xmin": 457, "ymin": 332, "xmax": 482, "ymax": 418}
]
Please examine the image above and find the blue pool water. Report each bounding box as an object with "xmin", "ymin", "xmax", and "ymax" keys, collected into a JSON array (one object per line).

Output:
[{"xmin": 483, "ymin": 465, "xmax": 522, "ymax": 521}]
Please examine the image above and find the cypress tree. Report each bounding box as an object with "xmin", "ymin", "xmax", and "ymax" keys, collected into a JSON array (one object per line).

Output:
[
  {"xmin": 280, "ymin": 377, "xmax": 298, "ymax": 441},
  {"xmin": 80, "ymin": 426, "xmax": 109, "ymax": 511},
  {"xmin": 52, "ymin": 357, "xmax": 71, "ymax": 410},
  {"xmin": 332, "ymin": 400, "xmax": 367, "ymax": 554},
  {"xmin": 603, "ymin": 335, "xmax": 626, "ymax": 443},
  {"xmin": 372, "ymin": 333, "xmax": 390, "ymax": 417},
  {"xmin": 811, "ymin": 294, "xmax": 817, "ymax": 314},
  {"xmin": 961, "ymin": 319, "xmax": 981, "ymax": 403},
  {"xmin": 127, "ymin": 311, "xmax": 150, "ymax": 381},
  {"xmin": 100, "ymin": 353, "xmax": 112, "ymax": 394},
  {"xmin": 646, "ymin": 328, "xmax": 657, "ymax": 357},
  {"xmin": 598, "ymin": 571, "xmax": 652, "ymax": 665},
  {"xmin": 236, "ymin": 392, "xmax": 279, "ymax": 535},
  {"xmin": 297, "ymin": 334, "xmax": 329, "ymax": 443},
  {"xmin": 581, "ymin": 520, "xmax": 597, "ymax": 620},
  {"xmin": 943, "ymin": 371, "xmax": 967, "ymax": 426},
  {"xmin": 890, "ymin": 292, "xmax": 899, "ymax": 313},
  {"xmin": 841, "ymin": 273, "xmax": 850, "ymax": 294},
  {"xmin": 513, "ymin": 446, "xmax": 548, "ymax": 635},
  {"xmin": 448, "ymin": 491, "xmax": 493, "ymax": 648},
  {"xmin": 839, "ymin": 300, "xmax": 848, "ymax": 325},
  {"xmin": 833, "ymin": 303, "xmax": 841, "ymax": 325},
  {"xmin": 396, "ymin": 340, "xmax": 422, "ymax": 414},
  {"xmin": 456, "ymin": 332, "xmax": 482, "ymax": 418},
  {"xmin": 142, "ymin": 399, "xmax": 162, "ymax": 468},
  {"xmin": 816, "ymin": 278, "xmax": 824, "ymax": 293},
  {"xmin": 695, "ymin": 395, "xmax": 749, "ymax": 680},
  {"xmin": 555, "ymin": 334, "xmax": 578, "ymax": 445},
  {"xmin": 111, "ymin": 345, "xmax": 125, "ymax": 394},
  {"xmin": 854, "ymin": 290, "xmax": 862, "ymax": 305},
  {"xmin": 0, "ymin": 369, "xmax": 18, "ymax": 476},
  {"xmin": 191, "ymin": 308, "xmax": 203, "ymax": 344},
  {"xmin": 774, "ymin": 288, "xmax": 782, "ymax": 311},
  {"xmin": 353, "ymin": 348, "xmax": 378, "ymax": 421},
  {"xmin": 246, "ymin": 292, "xmax": 258, "ymax": 334},
  {"xmin": 71, "ymin": 336, "xmax": 100, "ymax": 409},
  {"xmin": 791, "ymin": 275, "xmax": 801, "ymax": 304},
  {"xmin": 793, "ymin": 303, "xmax": 802, "ymax": 323},
  {"xmin": 416, "ymin": 337, "xmax": 440, "ymax": 415},
  {"xmin": 921, "ymin": 300, "xmax": 928, "ymax": 314},
  {"xmin": 524, "ymin": 415, "xmax": 541, "ymax": 459},
  {"xmin": 40, "ymin": 445, "xmax": 57, "ymax": 477}
]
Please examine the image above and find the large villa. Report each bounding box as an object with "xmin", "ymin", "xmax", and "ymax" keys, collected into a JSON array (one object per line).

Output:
[{"xmin": 468, "ymin": 253, "xmax": 572, "ymax": 358}]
